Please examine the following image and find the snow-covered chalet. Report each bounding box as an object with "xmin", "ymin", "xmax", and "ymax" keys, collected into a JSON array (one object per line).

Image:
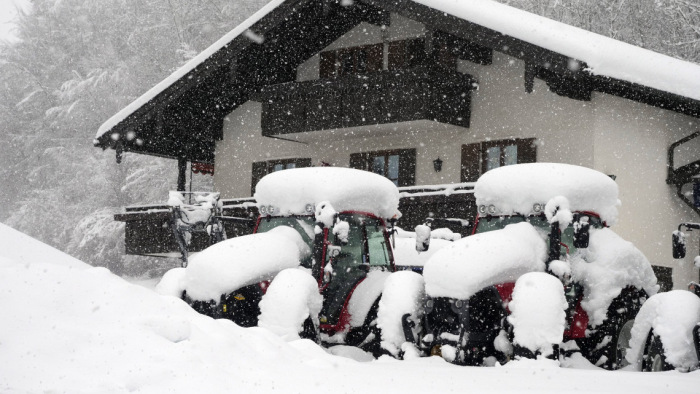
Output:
[{"xmin": 94, "ymin": 0, "xmax": 700, "ymax": 289}]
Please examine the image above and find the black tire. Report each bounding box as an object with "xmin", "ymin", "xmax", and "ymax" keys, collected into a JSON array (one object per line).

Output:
[
  {"xmin": 300, "ymin": 316, "xmax": 319, "ymax": 343},
  {"xmin": 345, "ymin": 300, "xmax": 383, "ymax": 357},
  {"xmin": 577, "ymin": 287, "xmax": 646, "ymax": 370},
  {"xmin": 642, "ymin": 332, "xmax": 673, "ymax": 372}
]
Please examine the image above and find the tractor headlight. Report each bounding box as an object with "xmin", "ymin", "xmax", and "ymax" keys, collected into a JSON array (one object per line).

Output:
[
  {"xmin": 305, "ymin": 203, "xmax": 315, "ymax": 214},
  {"xmin": 267, "ymin": 205, "xmax": 278, "ymax": 215},
  {"xmin": 259, "ymin": 205, "xmax": 267, "ymax": 215},
  {"xmin": 487, "ymin": 205, "xmax": 497, "ymax": 215},
  {"xmin": 451, "ymin": 299, "xmax": 467, "ymax": 313},
  {"xmin": 478, "ymin": 205, "xmax": 487, "ymax": 215},
  {"xmin": 424, "ymin": 298, "xmax": 435, "ymax": 314},
  {"xmin": 533, "ymin": 203, "xmax": 543, "ymax": 213}
]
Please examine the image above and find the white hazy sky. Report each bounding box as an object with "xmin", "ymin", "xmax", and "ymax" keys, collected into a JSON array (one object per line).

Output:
[{"xmin": 0, "ymin": 0, "xmax": 29, "ymax": 41}]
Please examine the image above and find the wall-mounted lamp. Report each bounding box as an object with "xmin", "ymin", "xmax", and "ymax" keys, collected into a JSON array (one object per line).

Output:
[{"xmin": 433, "ymin": 157, "xmax": 443, "ymax": 172}]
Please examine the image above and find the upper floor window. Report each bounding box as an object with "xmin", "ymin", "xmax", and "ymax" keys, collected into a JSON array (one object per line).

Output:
[
  {"xmin": 461, "ymin": 138, "xmax": 536, "ymax": 182},
  {"xmin": 350, "ymin": 149, "xmax": 416, "ymax": 187},
  {"xmin": 251, "ymin": 158, "xmax": 312, "ymax": 195},
  {"xmin": 320, "ymin": 43, "xmax": 383, "ymax": 79}
]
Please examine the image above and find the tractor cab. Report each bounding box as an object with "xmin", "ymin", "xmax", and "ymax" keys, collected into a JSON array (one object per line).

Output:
[{"xmin": 254, "ymin": 210, "xmax": 395, "ymax": 329}]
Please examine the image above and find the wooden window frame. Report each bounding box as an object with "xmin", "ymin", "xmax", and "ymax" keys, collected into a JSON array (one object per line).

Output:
[
  {"xmin": 461, "ymin": 138, "xmax": 537, "ymax": 182},
  {"xmin": 320, "ymin": 43, "xmax": 383, "ymax": 79},
  {"xmin": 251, "ymin": 158, "xmax": 312, "ymax": 195},
  {"xmin": 350, "ymin": 149, "xmax": 416, "ymax": 187}
]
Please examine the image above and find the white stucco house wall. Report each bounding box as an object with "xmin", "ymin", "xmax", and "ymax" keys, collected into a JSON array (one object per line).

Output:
[{"xmin": 96, "ymin": 0, "xmax": 700, "ymax": 290}]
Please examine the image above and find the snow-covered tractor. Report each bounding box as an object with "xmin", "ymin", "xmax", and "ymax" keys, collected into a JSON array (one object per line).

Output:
[
  {"xmin": 391, "ymin": 163, "xmax": 658, "ymax": 369},
  {"xmin": 156, "ymin": 167, "xmax": 403, "ymax": 353},
  {"xmin": 621, "ymin": 222, "xmax": 700, "ymax": 372}
]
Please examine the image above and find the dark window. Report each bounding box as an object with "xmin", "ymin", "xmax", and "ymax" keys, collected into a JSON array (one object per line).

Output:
[
  {"xmin": 319, "ymin": 43, "xmax": 383, "ymax": 79},
  {"xmin": 461, "ymin": 138, "xmax": 537, "ymax": 182},
  {"xmin": 652, "ymin": 266, "xmax": 673, "ymax": 293},
  {"xmin": 350, "ymin": 149, "xmax": 416, "ymax": 187},
  {"xmin": 251, "ymin": 158, "xmax": 312, "ymax": 195},
  {"xmin": 388, "ymin": 38, "xmax": 426, "ymax": 70}
]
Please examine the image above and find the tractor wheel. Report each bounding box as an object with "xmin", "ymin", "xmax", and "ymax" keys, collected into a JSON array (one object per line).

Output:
[
  {"xmin": 642, "ymin": 332, "xmax": 673, "ymax": 372},
  {"xmin": 376, "ymin": 271, "xmax": 425, "ymax": 359},
  {"xmin": 345, "ymin": 300, "xmax": 383, "ymax": 357},
  {"xmin": 258, "ymin": 269, "xmax": 323, "ymax": 341},
  {"xmin": 578, "ymin": 287, "xmax": 646, "ymax": 370}
]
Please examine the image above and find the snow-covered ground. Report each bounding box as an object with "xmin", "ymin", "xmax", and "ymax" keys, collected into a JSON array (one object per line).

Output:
[{"xmin": 1, "ymin": 222, "xmax": 698, "ymax": 393}]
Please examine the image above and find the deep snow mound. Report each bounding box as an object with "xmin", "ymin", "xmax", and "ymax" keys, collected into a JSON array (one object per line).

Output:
[
  {"xmin": 474, "ymin": 163, "xmax": 620, "ymax": 224},
  {"xmin": 254, "ymin": 167, "xmax": 401, "ymax": 219}
]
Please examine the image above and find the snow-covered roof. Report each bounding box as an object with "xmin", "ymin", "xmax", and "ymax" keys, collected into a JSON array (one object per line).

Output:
[
  {"xmin": 94, "ymin": 0, "xmax": 286, "ymax": 139},
  {"xmin": 96, "ymin": 0, "xmax": 700, "ymax": 142},
  {"xmin": 414, "ymin": 0, "xmax": 700, "ymax": 102},
  {"xmin": 254, "ymin": 167, "xmax": 401, "ymax": 219},
  {"xmin": 474, "ymin": 163, "xmax": 620, "ymax": 224}
]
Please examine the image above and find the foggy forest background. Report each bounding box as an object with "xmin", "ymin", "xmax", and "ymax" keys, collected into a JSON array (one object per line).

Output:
[{"xmin": 0, "ymin": 0, "xmax": 698, "ymax": 276}]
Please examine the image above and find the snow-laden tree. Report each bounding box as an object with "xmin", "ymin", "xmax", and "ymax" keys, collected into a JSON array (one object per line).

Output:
[
  {"xmin": 0, "ymin": 0, "xmax": 267, "ymax": 275},
  {"xmin": 498, "ymin": 0, "xmax": 700, "ymax": 63}
]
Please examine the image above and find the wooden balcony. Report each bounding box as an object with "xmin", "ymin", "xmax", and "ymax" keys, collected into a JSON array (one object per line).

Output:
[
  {"xmin": 115, "ymin": 198, "xmax": 257, "ymax": 257},
  {"xmin": 255, "ymin": 65, "xmax": 476, "ymax": 138},
  {"xmin": 115, "ymin": 184, "xmax": 477, "ymax": 258}
]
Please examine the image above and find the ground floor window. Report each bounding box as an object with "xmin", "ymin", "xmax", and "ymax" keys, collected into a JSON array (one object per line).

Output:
[
  {"xmin": 350, "ymin": 149, "xmax": 416, "ymax": 187},
  {"xmin": 461, "ymin": 138, "xmax": 537, "ymax": 182},
  {"xmin": 251, "ymin": 158, "xmax": 311, "ymax": 194},
  {"xmin": 652, "ymin": 265, "xmax": 673, "ymax": 292}
]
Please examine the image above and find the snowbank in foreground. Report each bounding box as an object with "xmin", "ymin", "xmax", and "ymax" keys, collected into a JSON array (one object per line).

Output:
[
  {"xmin": 423, "ymin": 222, "xmax": 547, "ymax": 299},
  {"xmin": 626, "ymin": 290, "xmax": 700, "ymax": 371},
  {"xmin": 1, "ymin": 223, "xmax": 699, "ymax": 393}
]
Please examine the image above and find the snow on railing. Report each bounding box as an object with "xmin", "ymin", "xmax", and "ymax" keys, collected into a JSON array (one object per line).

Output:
[{"xmin": 398, "ymin": 182, "xmax": 475, "ymax": 198}]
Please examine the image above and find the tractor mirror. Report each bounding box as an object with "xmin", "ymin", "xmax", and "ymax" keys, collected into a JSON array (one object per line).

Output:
[
  {"xmin": 573, "ymin": 215, "xmax": 590, "ymax": 249},
  {"xmin": 672, "ymin": 231, "xmax": 686, "ymax": 259},
  {"xmin": 415, "ymin": 224, "xmax": 431, "ymax": 252}
]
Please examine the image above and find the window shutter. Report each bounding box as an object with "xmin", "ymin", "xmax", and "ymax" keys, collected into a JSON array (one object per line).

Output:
[
  {"xmin": 461, "ymin": 143, "xmax": 481, "ymax": 182},
  {"xmin": 517, "ymin": 138, "xmax": 537, "ymax": 164},
  {"xmin": 366, "ymin": 44, "xmax": 383, "ymax": 73},
  {"xmin": 251, "ymin": 161, "xmax": 268, "ymax": 196},
  {"xmin": 398, "ymin": 149, "xmax": 416, "ymax": 186},
  {"xmin": 388, "ymin": 41, "xmax": 404, "ymax": 71},
  {"xmin": 349, "ymin": 153, "xmax": 369, "ymax": 171},
  {"xmin": 320, "ymin": 51, "xmax": 336, "ymax": 79}
]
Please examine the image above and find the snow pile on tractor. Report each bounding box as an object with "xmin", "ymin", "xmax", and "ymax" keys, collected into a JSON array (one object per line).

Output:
[
  {"xmin": 423, "ymin": 222, "xmax": 547, "ymax": 299},
  {"xmin": 626, "ymin": 290, "xmax": 700, "ymax": 371},
  {"xmin": 254, "ymin": 167, "xmax": 400, "ymax": 219},
  {"xmin": 475, "ymin": 163, "xmax": 620, "ymax": 224},
  {"xmin": 158, "ymin": 226, "xmax": 311, "ymax": 301},
  {"xmin": 570, "ymin": 228, "xmax": 658, "ymax": 326}
]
